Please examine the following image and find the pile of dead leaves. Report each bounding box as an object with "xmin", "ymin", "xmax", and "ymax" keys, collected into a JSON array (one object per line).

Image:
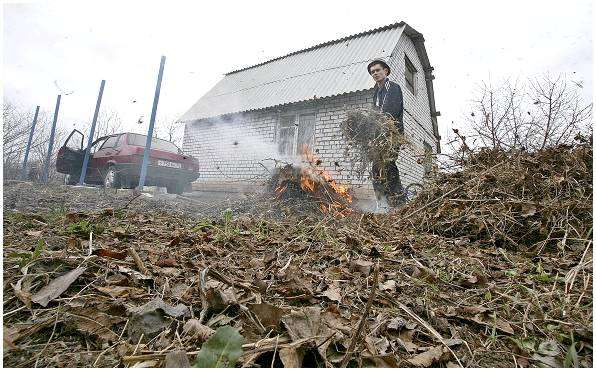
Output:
[
  {"xmin": 2, "ymin": 142, "xmax": 593, "ymax": 368},
  {"xmin": 400, "ymin": 142, "xmax": 593, "ymax": 252}
]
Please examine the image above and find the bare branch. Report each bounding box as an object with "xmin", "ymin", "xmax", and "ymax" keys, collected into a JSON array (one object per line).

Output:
[{"xmin": 464, "ymin": 73, "xmax": 592, "ymax": 152}]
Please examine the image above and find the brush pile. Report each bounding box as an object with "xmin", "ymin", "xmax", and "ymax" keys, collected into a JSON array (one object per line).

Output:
[
  {"xmin": 267, "ymin": 164, "xmax": 353, "ymax": 216},
  {"xmin": 2, "ymin": 141, "xmax": 593, "ymax": 368},
  {"xmin": 399, "ymin": 142, "xmax": 593, "ymax": 251},
  {"xmin": 340, "ymin": 108, "xmax": 405, "ymax": 178}
]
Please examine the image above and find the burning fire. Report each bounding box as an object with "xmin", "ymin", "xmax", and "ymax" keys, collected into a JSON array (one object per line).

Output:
[
  {"xmin": 275, "ymin": 184, "xmax": 287, "ymax": 194},
  {"xmin": 299, "ymin": 145, "xmax": 353, "ymax": 203},
  {"xmin": 274, "ymin": 144, "xmax": 353, "ymax": 217}
]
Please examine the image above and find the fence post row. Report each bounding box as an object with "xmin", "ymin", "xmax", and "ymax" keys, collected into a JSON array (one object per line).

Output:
[
  {"xmin": 20, "ymin": 105, "xmax": 40, "ymax": 180},
  {"xmin": 42, "ymin": 95, "xmax": 61, "ymax": 184},
  {"xmin": 138, "ymin": 55, "xmax": 166, "ymax": 190},
  {"xmin": 79, "ymin": 80, "xmax": 106, "ymax": 185}
]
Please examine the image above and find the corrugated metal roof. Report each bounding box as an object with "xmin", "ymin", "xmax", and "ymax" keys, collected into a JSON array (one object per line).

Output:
[{"xmin": 179, "ymin": 23, "xmax": 406, "ymax": 122}]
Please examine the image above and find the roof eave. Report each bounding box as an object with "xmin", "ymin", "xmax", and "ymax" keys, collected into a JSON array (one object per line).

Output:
[{"xmin": 179, "ymin": 88, "xmax": 376, "ymax": 124}]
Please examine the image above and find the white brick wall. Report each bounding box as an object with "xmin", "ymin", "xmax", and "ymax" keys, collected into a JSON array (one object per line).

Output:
[
  {"xmin": 182, "ymin": 111, "xmax": 278, "ymax": 189},
  {"xmin": 182, "ymin": 34, "xmax": 439, "ymax": 197}
]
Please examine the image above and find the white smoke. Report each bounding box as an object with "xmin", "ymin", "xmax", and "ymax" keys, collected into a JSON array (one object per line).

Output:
[{"xmin": 197, "ymin": 117, "xmax": 305, "ymax": 179}]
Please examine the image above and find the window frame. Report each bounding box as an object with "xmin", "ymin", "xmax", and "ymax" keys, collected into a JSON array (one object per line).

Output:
[
  {"xmin": 278, "ymin": 115, "xmax": 296, "ymax": 156},
  {"xmin": 90, "ymin": 137, "xmax": 108, "ymax": 154},
  {"xmin": 276, "ymin": 111, "xmax": 316, "ymax": 156},
  {"xmin": 404, "ymin": 55, "xmax": 417, "ymax": 95},
  {"xmin": 99, "ymin": 134, "xmax": 121, "ymax": 150},
  {"xmin": 296, "ymin": 113, "xmax": 315, "ymax": 155}
]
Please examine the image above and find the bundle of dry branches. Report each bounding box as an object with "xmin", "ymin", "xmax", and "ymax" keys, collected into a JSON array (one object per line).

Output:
[
  {"xmin": 340, "ymin": 108, "xmax": 406, "ymax": 178},
  {"xmin": 267, "ymin": 164, "xmax": 352, "ymax": 216},
  {"xmin": 400, "ymin": 141, "xmax": 593, "ymax": 251}
]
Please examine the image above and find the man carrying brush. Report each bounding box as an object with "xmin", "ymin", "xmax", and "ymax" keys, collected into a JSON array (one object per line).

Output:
[{"xmin": 367, "ymin": 58, "xmax": 406, "ymax": 208}]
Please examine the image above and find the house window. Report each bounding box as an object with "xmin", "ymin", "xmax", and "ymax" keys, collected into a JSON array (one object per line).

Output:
[
  {"xmin": 278, "ymin": 113, "xmax": 315, "ymax": 155},
  {"xmin": 405, "ymin": 55, "xmax": 417, "ymax": 95},
  {"xmin": 278, "ymin": 116, "xmax": 295, "ymax": 155},
  {"xmin": 297, "ymin": 114, "xmax": 315, "ymax": 154}
]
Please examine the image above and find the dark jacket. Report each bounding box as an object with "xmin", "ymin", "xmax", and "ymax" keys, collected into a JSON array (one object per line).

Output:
[{"xmin": 372, "ymin": 78, "xmax": 404, "ymax": 132}]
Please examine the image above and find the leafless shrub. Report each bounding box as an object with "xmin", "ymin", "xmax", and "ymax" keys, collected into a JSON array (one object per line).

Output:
[
  {"xmin": 440, "ymin": 74, "xmax": 592, "ymax": 171},
  {"xmin": 466, "ymin": 74, "xmax": 592, "ymax": 151},
  {"xmin": 3, "ymin": 102, "xmax": 33, "ymax": 179},
  {"xmin": 3, "ymin": 101, "xmax": 66, "ymax": 181},
  {"xmin": 79, "ymin": 109, "xmax": 123, "ymax": 142},
  {"xmin": 155, "ymin": 116, "xmax": 184, "ymax": 147}
]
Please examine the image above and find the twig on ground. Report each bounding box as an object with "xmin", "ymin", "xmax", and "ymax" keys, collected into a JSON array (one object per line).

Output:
[
  {"xmin": 340, "ymin": 260, "xmax": 380, "ymax": 368},
  {"xmin": 128, "ymin": 246, "xmax": 150, "ymax": 276},
  {"xmin": 380, "ymin": 292, "xmax": 465, "ymax": 367},
  {"xmin": 271, "ymin": 335, "xmax": 280, "ymax": 368},
  {"xmin": 198, "ymin": 267, "xmax": 210, "ymax": 324},
  {"xmin": 34, "ymin": 307, "xmax": 61, "ymax": 368},
  {"xmin": 116, "ymin": 192, "xmax": 142, "ymax": 211}
]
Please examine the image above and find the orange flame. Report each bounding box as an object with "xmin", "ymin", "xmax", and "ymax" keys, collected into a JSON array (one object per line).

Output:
[
  {"xmin": 299, "ymin": 144, "xmax": 353, "ymax": 204},
  {"xmin": 275, "ymin": 184, "xmax": 287, "ymax": 196},
  {"xmin": 273, "ymin": 144, "xmax": 353, "ymax": 217},
  {"xmin": 300, "ymin": 176, "xmax": 316, "ymax": 193}
]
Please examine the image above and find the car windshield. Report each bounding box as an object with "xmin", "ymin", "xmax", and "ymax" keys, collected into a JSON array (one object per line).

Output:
[
  {"xmin": 90, "ymin": 138, "xmax": 107, "ymax": 153},
  {"xmin": 127, "ymin": 133, "xmax": 181, "ymax": 153}
]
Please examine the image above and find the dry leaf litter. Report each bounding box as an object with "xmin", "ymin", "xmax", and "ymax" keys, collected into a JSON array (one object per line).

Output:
[{"xmin": 2, "ymin": 141, "xmax": 592, "ymax": 367}]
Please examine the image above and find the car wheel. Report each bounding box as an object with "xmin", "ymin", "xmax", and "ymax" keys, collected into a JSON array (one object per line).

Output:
[
  {"xmin": 103, "ymin": 166, "xmax": 120, "ymax": 189},
  {"xmin": 166, "ymin": 182, "xmax": 185, "ymax": 195}
]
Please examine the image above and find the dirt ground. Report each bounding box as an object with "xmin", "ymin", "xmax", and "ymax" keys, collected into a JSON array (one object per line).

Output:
[
  {"xmin": 2, "ymin": 167, "xmax": 593, "ymax": 368},
  {"xmin": 2, "ymin": 181, "xmax": 297, "ymax": 219}
]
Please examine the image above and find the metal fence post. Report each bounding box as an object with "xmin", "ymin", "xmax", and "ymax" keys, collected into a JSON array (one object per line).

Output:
[
  {"xmin": 42, "ymin": 95, "xmax": 61, "ymax": 184},
  {"xmin": 78, "ymin": 80, "xmax": 106, "ymax": 185},
  {"xmin": 138, "ymin": 56, "xmax": 166, "ymax": 190},
  {"xmin": 20, "ymin": 105, "xmax": 40, "ymax": 180}
]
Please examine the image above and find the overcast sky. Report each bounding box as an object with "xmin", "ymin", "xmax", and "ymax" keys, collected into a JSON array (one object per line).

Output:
[{"xmin": 3, "ymin": 0, "xmax": 593, "ymax": 147}]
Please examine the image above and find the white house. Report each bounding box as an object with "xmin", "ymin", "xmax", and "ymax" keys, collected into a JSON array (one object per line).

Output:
[{"xmin": 179, "ymin": 21, "xmax": 440, "ymax": 199}]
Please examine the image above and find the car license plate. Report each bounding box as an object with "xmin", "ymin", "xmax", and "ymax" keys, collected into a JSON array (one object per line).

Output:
[{"xmin": 157, "ymin": 160, "xmax": 182, "ymax": 168}]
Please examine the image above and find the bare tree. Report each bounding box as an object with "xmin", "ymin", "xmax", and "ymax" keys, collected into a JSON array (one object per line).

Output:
[
  {"xmin": 3, "ymin": 102, "xmax": 34, "ymax": 178},
  {"xmin": 466, "ymin": 79, "xmax": 521, "ymax": 149},
  {"xmin": 155, "ymin": 116, "xmax": 184, "ymax": 147},
  {"xmin": 28, "ymin": 121, "xmax": 66, "ymax": 182},
  {"xmin": 95, "ymin": 109, "xmax": 122, "ymax": 139},
  {"xmin": 527, "ymin": 75, "xmax": 592, "ymax": 149},
  {"xmin": 3, "ymin": 100, "xmax": 68, "ymax": 181},
  {"xmin": 465, "ymin": 74, "xmax": 592, "ymax": 151},
  {"xmin": 78, "ymin": 109, "xmax": 122, "ymax": 142}
]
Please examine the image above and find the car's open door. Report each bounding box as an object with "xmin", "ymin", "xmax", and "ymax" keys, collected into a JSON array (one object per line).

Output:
[{"xmin": 56, "ymin": 129, "xmax": 85, "ymax": 175}]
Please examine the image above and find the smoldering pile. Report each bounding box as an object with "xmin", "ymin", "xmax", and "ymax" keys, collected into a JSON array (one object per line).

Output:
[
  {"xmin": 340, "ymin": 108, "xmax": 406, "ymax": 178},
  {"xmin": 267, "ymin": 164, "xmax": 353, "ymax": 216}
]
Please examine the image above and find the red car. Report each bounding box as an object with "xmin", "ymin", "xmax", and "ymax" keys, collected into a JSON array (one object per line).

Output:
[{"xmin": 56, "ymin": 131, "xmax": 200, "ymax": 194}]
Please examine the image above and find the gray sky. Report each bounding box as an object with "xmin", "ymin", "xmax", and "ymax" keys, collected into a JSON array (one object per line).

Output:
[{"xmin": 3, "ymin": 0, "xmax": 593, "ymax": 147}]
